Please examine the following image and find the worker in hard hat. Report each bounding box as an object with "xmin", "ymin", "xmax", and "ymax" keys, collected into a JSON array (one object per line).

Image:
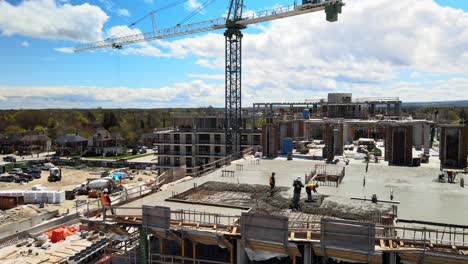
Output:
[
  {"xmin": 292, "ymin": 176, "xmax": 304, "ymax": 210},
  {"xmin": 305, "ymin": 183, "xmax": 319, "ymax": 202},
  {"xmin": 101, "ymin": 188, "xmax": 115, "ymax": 215}
]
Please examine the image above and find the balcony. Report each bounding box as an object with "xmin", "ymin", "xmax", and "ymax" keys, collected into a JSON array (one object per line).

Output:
[
  {"xmin": 198, "ymin": 140, "xmax": 211, "ymax": 144},
  {"xmin": 156, "ymin": 151, "xmax": 181, "ymax": 156},
  {"xmin": 185, "ymin": 140, "xmax": 193, "ymax": 144},
  {"xmin": 197, "ymin": 151, "xmax": 212, "ymax": 156}
]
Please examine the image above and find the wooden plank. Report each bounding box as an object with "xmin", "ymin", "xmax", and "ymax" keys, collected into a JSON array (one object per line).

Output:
[
  {"xmin": 380, "ymin": 239, "xmax": 386, "ymax": 249},
  {"xmin": 389, "ymin": 240, "xmax": 394, "ymax": 249},
  {"xmin": 290, "ymin": 232, "xmax": 295, "ymax": 240},
  {"xmin": 307, "ymin": 231, "xmax": 311, "ymax": 240},
  {"xmin": 231, "ymin": 226, "xmax": 237, "ymax": 234}
]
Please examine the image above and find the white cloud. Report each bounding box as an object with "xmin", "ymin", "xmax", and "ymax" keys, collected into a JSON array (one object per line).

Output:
[
  {"xmin": 54, "ymin": 47, "xmax": 74, "ymax": 53},
  {"xmin": 188, "ymin": 0, "xmax": 202, "ymax": 9},
  {"xmin": 117, "ymin": 8, "xmax": 130, "ymax": 17},
  {"xmin": 144, "ymin": 0, "xmax": 154, "ymax": 4},
  {"xmin": 0, "ymin": 81, "xmax": 224, "ymax": 109},
  {"xmin": 0, "ymin": 0, "xmax": 108, "ymax": 42},
  {"xmin": 21, "ymin": 41, "xmax": 30, "ymax": 47},
  {"xmin": 106, "ymin": 0, "xmax": 468, "ymax": 103},
  {"xmin": 188, "ymin": 74, "xmax": 224, "ymax": 80}
]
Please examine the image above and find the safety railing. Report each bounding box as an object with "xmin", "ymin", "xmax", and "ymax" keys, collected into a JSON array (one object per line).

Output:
[
  {"xmin": 74, "ymin": 183, "xmax": 155, "ymax": 217},
  {"xmin": 186, "ymin": 147, "xmax": 253, "ymax": 177},
  {"xmin": 382, "ymin": 225, "xmax": 468, "ymax": 247},
  {"xmin": 150, "ymin": 254, "xmax": 229, "ymax": 264}
]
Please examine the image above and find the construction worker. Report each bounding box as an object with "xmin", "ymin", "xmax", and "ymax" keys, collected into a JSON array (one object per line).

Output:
[
  {"xmin": 269, "ymin": 172, "xmax": 276, "ymax": 195},
  {"xmin": 305, "ymin": 183, "xmax": 319, "ymax": 202},
  {"xmin": 447, "ymin": 170, "xmax": 453, "ymax": 183},
  {"xmin": 292, "ymin": 176, "xmax": 304, "ymax": 210},
  {"xmin": 101, "ymin": 188, "xmax": 115, "ymax": 215}
]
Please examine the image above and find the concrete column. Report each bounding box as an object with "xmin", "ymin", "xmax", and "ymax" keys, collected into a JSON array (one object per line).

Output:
[
  {"xmin": 236, "ymin": 240, "xmax": 248, "ymax": 264},
  {"xmin": 303, "ymin": 245, "xmax": 311, "ymax": 264},
  {"xmin": 395, "ymin": 102, "xmax": 401, "ymax": 116}
]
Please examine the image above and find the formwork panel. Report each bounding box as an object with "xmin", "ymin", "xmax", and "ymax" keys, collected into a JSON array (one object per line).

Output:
[
  {"xmin": 321, "ymin": 218, "xmax": 376, "ymax": 255},
  {"xmin": 142, "ymin": 205, "xmax": 171, "ymax": 231},
  {"xmin": 241, "ymin": 213, "xmax": 289, "ymax": 246}
]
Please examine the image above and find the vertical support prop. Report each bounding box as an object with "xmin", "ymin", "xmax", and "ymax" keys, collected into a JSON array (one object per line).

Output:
[{"xmin": 140, "ymin": 227, "xmax": 148, "ymax": 264}]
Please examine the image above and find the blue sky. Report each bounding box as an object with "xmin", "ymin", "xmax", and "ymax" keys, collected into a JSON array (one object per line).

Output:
[{"xmin": 0, "ymin": 0, "xmax": 468, "ymax": 109}]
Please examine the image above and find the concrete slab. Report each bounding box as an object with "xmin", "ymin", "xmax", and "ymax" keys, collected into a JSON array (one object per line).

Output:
[{"xmin": 121, "ymin": 157, "xmax": 467, "ymax": 226}]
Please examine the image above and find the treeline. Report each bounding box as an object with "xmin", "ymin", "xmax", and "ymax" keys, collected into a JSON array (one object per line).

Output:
[
  {"xmin": 0, "ymin": 107, "xmax": 220, "ymax": 143},
  {"xmin": 401, "ymin": 105, "xmax": 468, "ymax": 125}
]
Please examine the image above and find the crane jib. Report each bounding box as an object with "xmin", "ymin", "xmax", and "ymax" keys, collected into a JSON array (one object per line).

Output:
[{"xmin": 73, "ymin": 0, "xmax": 343, "ymax": 52}]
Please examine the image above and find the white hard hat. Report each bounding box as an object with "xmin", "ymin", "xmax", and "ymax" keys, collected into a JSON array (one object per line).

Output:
[
  {"xmin": 296, "ymin": 176, "xmax": 302, "ymax": 181},
  {"xmin": 103, "ymin": 188, "xmax": 109, "ymax": 193}
]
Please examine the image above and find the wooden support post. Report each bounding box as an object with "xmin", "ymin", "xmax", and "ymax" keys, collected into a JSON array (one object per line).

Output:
[
  {"xmin": 182, "ymin": 239, "xmax": 185, "ymax": 258},
  {"xmin": 159, "ymin": 238, "xmax": 164, "ymax": 256},
  {"xmin": 193, "ymin": 243, "xmax": 197, "ymax": 261},
  {"xmin": 230, "ymin": 246, "xmax": 234, "ymax": 264},
  {"xmin": 292, "ymin": 256, "xmax": 296, "ymax": 264}
]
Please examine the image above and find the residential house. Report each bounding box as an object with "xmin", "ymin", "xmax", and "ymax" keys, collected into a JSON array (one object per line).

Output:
[
  {"xmin": 56, "ymin": 134, "xmax": 89, "ymax": 156},
  {"xmin": 0, "ymin": 134, "xmax": 22, "ymax": 154},
  {"xmin": 87, "ymin": 128, "xmax": 125, "ymax": 156},
  {"xmin": 18, "ymin": 134, "xmax": 51, "ymax": 155}
]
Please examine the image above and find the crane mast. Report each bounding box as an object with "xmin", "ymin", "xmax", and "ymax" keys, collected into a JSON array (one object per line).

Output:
[
  {"xmin": 225, "ymin": 0, "xmax": 245, "ymax": 156},
  {"xmin": 74, "ymin": 0, "xmax": 344, "ymax": 157}
]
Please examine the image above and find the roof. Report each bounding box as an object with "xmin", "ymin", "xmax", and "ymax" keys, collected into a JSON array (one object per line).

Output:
[
  {"xmin": 56, "ymin": 134, "xmax": 88, "ymax": 144},
  {"xmin": 21, "ymin": 134, "xmax": 50, "ymax": 141}
]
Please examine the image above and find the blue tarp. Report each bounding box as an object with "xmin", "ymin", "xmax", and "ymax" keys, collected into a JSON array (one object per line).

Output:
[{"xmin": 112, "ymin": 172, "xmax": 125, "ymax": 181}]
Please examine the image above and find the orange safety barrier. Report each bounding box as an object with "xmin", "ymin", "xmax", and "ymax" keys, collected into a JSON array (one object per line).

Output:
[{"xmin": 45, "ymin": 226, "xmax": 78, "ymax": 243}]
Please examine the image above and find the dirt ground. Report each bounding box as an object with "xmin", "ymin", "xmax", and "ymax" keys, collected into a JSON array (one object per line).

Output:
[
  {"xmin": 0, "ymin": 167, "xmax": 156, "ymax": 192},
  {"xmin": 0, "ymin": 167, "xmax": 157, "ymax": 225}
]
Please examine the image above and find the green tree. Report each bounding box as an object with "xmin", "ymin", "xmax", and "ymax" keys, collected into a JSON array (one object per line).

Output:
[
  {"xmin": 5, "ymin": 125, "xmax": 26, "ymax": 135},
  {"xmin": 102, "ymin": 112, "xmax": 119, "ymax": 129},
  {"xmin": 33, "ymin": 125, "xmax": 46, "ymax": 133},
  {"xmin": 447, "ymin": 110, "xmax": 460, "ymax": 124}
]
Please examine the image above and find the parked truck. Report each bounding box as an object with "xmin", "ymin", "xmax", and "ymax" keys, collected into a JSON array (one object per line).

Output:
[
  {"xmin": 73, "ymin": 177, "xmax": 122, "ymax": 195},
  {"xmin": 48, "ymin": 167, "xmax": 62, "ymax": 182}
]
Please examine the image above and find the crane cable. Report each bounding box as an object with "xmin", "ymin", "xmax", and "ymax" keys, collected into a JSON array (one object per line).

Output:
[
  {"xmin": 178, "ymin": 0, "xmax": 216, "ymax": 25},
  {"xmin": 107, "ymin": 0, "xmax": 190, "ymax": 39}
]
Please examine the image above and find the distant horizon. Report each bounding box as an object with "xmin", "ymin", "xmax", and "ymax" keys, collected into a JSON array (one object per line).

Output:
[{"xmin": 0, "ymin": 99, "xmax": 467, "ymax": 110}]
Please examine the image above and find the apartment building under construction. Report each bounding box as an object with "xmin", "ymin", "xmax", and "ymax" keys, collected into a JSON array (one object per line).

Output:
[{"xmin": 153, "ymin": 115, "xmax": 262, "ymax": 172}]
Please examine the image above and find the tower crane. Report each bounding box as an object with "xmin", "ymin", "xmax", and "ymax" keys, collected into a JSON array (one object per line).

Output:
[{"xmin": 74, "ymin": 0, "xmax": 344, "ymax": 156}]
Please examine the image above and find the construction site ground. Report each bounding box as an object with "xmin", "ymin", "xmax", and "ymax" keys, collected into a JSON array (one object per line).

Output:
[
  {"xmin": 120, "ymin": 157, "xmax": 468, "ymax": 226},
  {"xmin": 0, "ymin": 222, "xmax": 100, "ymax": 264},
  {"xmin": 0, "ymin": 167, "xmax": 156, "ymax": 227}
]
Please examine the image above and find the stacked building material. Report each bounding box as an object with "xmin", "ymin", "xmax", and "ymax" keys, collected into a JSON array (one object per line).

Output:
[{"xmin": 0, "ymin": 190, "xmax": 65, "ymax": 204}]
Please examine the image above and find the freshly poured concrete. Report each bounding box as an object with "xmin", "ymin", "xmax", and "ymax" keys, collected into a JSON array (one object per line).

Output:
[{"xmin": 122, "ymin": 157, "xmax": 468, "ymax": 226}]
